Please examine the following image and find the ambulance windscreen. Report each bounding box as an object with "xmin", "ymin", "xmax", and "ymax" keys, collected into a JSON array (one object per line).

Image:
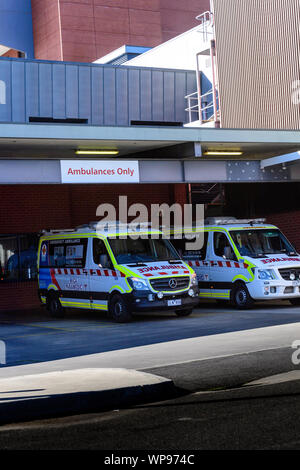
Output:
[
  {"xmin": 230, "ymin": 229, "xmax": 297, "ymax": 258},
  {"xmin": 107, "ymin": 236, "xmax": 180, "ymax": 264}
]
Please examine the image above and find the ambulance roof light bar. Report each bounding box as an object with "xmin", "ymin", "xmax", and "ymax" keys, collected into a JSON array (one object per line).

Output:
[
  {"xmin": 40, "ymin": 228, "xmax": 76, "ymax": 235},
  {"xmin": 205, "ymin": 217, "xmax": 266, "ymax": 225},
  {"xmin": 76, "ymin": 221, "xmax": 153, "ymax": 232},
  {"xmin": 41, "ymin": 222, "xmax": 155, "ymax": 235}
]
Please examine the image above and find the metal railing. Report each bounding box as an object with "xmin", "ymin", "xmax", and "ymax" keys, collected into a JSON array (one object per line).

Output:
[
  {"xmin": 196, "ymin": 11, "xmax": 214, "ymax": 41},
  {"xmin": 185, "ymin": 10, "xmax": 220, "ymax": 126},
  {"xmin": 185, "ymin": 89, "xmax": 216, "ymax": 124},
  {"xmin": 185, "ymin": 91, "xmax": 199, "ymax": 122}
]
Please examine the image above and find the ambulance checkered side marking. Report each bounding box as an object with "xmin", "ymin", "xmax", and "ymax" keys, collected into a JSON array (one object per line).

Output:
[
  {"xmin": 53, "ymin": 268, "xmax": 126, "ymax": 277},
  {"xmin": 188, "ymin": 260, "xmax": 248, "ymax": 269},
  {"xmin": 54, "ymin": 268, "xmax": 190, "ymax": 278}
]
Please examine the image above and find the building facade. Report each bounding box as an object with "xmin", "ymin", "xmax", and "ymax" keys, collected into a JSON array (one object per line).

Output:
[
  {"xmin": 213, "ymin": 0, "xmax": 300, "ymax": 130},
  {"xmin": 0, "ymin": 0, "xmax": 300, "ymax": 312},
  {"xmin": 18, "ymin": 0, "xmax": 209, "ymax": 63}
]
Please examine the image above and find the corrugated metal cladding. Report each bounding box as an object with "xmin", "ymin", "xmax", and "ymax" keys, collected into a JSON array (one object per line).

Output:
[
  {"xmin": 0, "ymin": 58, "xmax": 196, "ymax": 125},
  {"xmin": 213, "ymin": 0, "xmax": 300, "ymax": 129}
]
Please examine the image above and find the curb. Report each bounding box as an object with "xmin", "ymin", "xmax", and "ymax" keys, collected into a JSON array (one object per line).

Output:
[{"xmin": 0, "ymin": 368, "xmax": 177, "ymax": 425}]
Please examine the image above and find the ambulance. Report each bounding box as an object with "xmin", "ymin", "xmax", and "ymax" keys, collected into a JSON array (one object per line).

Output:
[
  {"xmin": 37, "ymin": 222, "xmax": 199, "ymax": 322},
  {"xmin": 169, "ymin": 217, "xmax": 300, "ymax": 309}
]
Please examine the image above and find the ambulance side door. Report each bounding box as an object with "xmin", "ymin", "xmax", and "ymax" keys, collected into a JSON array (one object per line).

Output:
[
  {"xmin": 89, "ymin": 238, "xmax": 119, "ymax": 312},
  {"xmin": 209, "ymin": 231, "xmax": 238, "ymax": 300},
  {"xmin": 189, "ymin": 231, "xmax": 210, "ymax": 298},
  {"xmin": 172, "ymin": 231, "xmax": 210, "ymax": 299},
  {"xmin": 53, "ymin": 237, "xmax": 91, "ymax": 309}
]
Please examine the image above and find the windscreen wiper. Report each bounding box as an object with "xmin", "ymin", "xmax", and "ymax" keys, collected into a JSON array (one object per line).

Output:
[
  {"xmin": 126, "ymin": 261, "xmax": 148, "ymax": 267},
  {"xmin": 127, "ymin": 261, "xmax": 147, "ymax": 268},
  {"xmin": 281, "ymin": 249, "xmax": 297, "ymax": 256},
  {"xmin": 252, "ymin": 253, "xmax": 268, "ymax": 258}
]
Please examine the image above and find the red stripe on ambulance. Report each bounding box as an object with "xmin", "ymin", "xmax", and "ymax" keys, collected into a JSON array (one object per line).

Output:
[
  {"xmin": 50, "ymin": 268, "xmax": 61, "ymax": 290},
  {"xmin": 188, "ymin": 260, "xmax": 250, "ymax": 269}
]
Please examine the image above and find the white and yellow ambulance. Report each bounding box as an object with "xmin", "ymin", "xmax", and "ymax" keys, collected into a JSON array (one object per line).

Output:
[
  {"xmin": 37, "ymin": 222, "xmax": 199, "ymax": 322},
  {"xmin": 169, "ymin": 217, "xmax": 300, "ymax": 309}
]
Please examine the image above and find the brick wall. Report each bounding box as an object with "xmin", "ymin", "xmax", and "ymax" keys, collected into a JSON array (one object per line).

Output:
[
  {"xmin": 31, "ymin": 0, "xmax": 209, "ymax": 63},
  {"xmin": 160, "ymin": 0, "xmax": 209, "ymax": 42},
  {"xmin": 267, "ymin": 211, "xmax": 300, "ymax": 252},
  {"xmin": 2, "ymin": 49, "xmax": 20, "ymax": 58},
  {"xmin": 0, "ymin": 185, "xmax": 72, "ymax": 234},
  {"xmin": 174, "ymin": 184, "xmax": 188, "ymax": 208},
  {"xmin": 0, "ymin": 183, "xmax": 181, "ymax": 232},
  {"xmin": 31, "ymin": 0, "xmax": 62, "ymax": 61},
  {"xmin": 0, "ymin": 183, "xmax": 184, "ymax": 233},
  {"xmin": 68, "ymin": 183, "xmax": 176, "ymax": 227},
  {"xmin": 0, "ymin": 282, "xmax": 40, "ymax": 313}
]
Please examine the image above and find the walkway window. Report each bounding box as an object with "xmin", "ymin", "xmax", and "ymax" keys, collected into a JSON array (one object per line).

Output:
[{"xmin": 0, "ymin": 234, "xmax": 38, "ymax": 282}]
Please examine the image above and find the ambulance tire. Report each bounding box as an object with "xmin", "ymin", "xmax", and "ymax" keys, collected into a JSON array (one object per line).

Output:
[
  {"xmin": 109, "ymin": 294, "xmax": 132, "ymax": 323},
  {"xmin": 231, "ymin": 282, "xmax": 253, "ymax": 309},
  {"xmin": 175, "ymin": 308, "xmax": 193, "ymax": 317},
  {"xmin": 46, "ymin": 292, "xmax": 65, "ymax": 318}
]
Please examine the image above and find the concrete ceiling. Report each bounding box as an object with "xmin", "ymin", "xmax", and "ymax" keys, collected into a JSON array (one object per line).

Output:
[
  {"xmin": 0, "ymin": 137, "xmax": 297, "ymax": 161},
  {"xmin": 0, "ymin": 137, "xmax": 179, "ymax": 159},
  {"xmin": 0, "ymin": 123, "xmax": 299, "ymax": 161}
]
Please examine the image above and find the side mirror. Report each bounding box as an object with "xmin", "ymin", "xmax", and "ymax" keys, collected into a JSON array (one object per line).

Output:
[
  {"xmin": 99, "ymin": 254, "xmax": 113, "ymax": 269},
  {"xmin": 223, "ymin": 246, "xmax": 236, "ymax": 261}
]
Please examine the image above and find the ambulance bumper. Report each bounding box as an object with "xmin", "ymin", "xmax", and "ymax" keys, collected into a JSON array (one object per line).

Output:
[
  {"xmin": 248, "ymin": 280, "xmax": 300, "ymax": 300},
  {"xmin": 127, "ymin": 287, "xmax": 200, "ymax": 312}
]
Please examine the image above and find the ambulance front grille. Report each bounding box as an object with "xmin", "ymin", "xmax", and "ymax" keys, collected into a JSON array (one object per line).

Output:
[
  {"xmin": 279, "ymin": 268, "xmax": 300, "ymax": 281},
  {"xmin": 150, "ymin": 276, "xmax": 190, "ymax": 291}
]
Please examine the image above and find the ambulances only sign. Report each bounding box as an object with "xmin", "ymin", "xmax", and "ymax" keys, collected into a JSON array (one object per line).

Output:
[{"xmin": 60, "ymin": 161, "xmax": 140, "ymax": 183}]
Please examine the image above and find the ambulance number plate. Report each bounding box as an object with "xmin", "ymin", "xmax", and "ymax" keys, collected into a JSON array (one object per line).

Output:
[{"xmin": 168, "ymin": 299, "xmax": 182, "ymax": 306}]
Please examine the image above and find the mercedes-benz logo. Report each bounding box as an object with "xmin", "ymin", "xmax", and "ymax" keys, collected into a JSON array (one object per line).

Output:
[{"xmin": 169, "ymin": 278, "xmax": 177, "ymax": 289}]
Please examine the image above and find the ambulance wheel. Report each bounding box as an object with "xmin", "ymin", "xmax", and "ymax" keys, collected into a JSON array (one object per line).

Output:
[
  {"xmin": 109, "ymin": 294, "xmax": 132, "ymax": 323},
  {"xmin": 231, "ymin": 283, "xmax": 253, "ymax": 309},
  {"xmin": 175, "ymin": 308, "xmax": 193, "ymax": 317},
  {"xmin": 290, "ymin": 299, "xmax": 300, "ymax": 306},
  {"xmin": 46, "ymin": 292, "xmax": 65, "ymax": 318}
]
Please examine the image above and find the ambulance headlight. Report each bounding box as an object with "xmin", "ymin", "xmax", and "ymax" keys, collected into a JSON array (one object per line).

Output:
[
  {"xmin": 257, "ymin": 269, "xmax": 276, "ymax": 280},
  {"xmin": 128, "ymin": 277, "xmax": 149, "ymax": 290},
  {"xmin": 191, "ymin": 272, "xmax": 198, "ymax": 286}
]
